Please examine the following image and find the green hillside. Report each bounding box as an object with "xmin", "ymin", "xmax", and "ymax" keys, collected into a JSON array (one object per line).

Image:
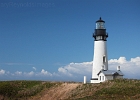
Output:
[
  {"xmin": 0, "ymin": 79, "xmax": 140, "ymax": 100},
  {"xmin": 69, "ymin": 79, "xmax": 140, "ymax": 100}
]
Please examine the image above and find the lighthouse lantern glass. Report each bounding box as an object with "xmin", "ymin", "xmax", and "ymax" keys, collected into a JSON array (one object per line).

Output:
[{"xmin": 96, "ymin": 22, "xmax": 105, "ymax": 29}]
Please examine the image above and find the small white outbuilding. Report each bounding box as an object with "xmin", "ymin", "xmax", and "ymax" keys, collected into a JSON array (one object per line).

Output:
[{"xmin": 97, "ymin": 69, "xmax": 123, "ymax": 83}]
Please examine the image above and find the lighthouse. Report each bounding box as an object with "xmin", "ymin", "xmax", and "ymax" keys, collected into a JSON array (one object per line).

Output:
[
  {"xmin": 90, "ymin": 17, "xmax": 123, "ymax": 83},
  {"xmin": 90, "ymin": 17, "xmax": 108, "ymax": 83}
]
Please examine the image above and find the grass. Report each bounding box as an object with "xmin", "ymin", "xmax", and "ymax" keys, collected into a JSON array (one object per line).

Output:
[
  {"xmin": 1, "ymin": 79, "xmax": 140, "ymax": 100},
  {"xmin": 68, "ymin": 79, "xmax": 140, "ymax": 100},
  {"xmin": 0, "ymin": 80, "xmax": 59, "ymax": 100},
  {"xmin": 92, "ymin": 79, "xmax": 140, "ymax": 100}
]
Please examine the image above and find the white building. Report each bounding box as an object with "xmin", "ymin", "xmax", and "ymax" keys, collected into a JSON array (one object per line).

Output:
[{"xmin": 90, "ymin": 17, "xmax": 123, "ymax": 83}]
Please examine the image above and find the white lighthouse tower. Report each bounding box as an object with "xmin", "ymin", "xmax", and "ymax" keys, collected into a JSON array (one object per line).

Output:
[
  {"xmin": 91, "ymin": 17, "xmax": 108, "ymax": 83},
  {"xmin": 90, "ymin": 17, "xmax": 123, "ymax": 83}
]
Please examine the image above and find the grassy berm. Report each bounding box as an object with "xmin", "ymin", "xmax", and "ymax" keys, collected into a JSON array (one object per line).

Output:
[{"xmin": 0, "ymin": 79, "xmax": 140, "ymax": 100}]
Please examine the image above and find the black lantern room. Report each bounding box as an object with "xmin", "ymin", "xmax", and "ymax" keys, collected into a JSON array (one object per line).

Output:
[{"xmin": 93, "ymin": 17, "xmax": 108, "ymax": 41}]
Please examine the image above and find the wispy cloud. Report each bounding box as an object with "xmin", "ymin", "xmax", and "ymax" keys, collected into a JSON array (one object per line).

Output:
[
  {"xmin": 32, "ymin": 67, "xmax": 36, "ymax": 71},
  {"xmin": 0, "ymin": 63, "xmax": 34, "ymax": 66}
]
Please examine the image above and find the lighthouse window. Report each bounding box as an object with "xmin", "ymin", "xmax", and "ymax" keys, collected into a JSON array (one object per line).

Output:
[
  {"xmin": 100, "ymin": 36, "xmax": 102, "ymax": 39},
  {"xmin": 103, "ymin": 56, "xmax": 106, "ymax": 63},
  {"xmin": 96, "ymin": 22, "xmax": 105, "ymax": 29},
  {"xmin": 96, "ymin": 36, "xmax": 103, "ymax": 40},
  {"xmin": 96, "ymin": 36, "xmax": 99, "ymax": 40}
]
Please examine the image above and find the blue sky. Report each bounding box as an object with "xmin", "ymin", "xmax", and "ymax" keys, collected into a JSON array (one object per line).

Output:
[{"xmin": 0, "ymin": 0, "xmax": 140, "ymax": 81}]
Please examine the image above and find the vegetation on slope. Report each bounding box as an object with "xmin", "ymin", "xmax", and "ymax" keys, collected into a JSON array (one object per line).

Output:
[
  {"xmin": 68, "ymin": 79, "xmax": 140, "ymax": 100},
  {"xmin": 0, "ymin": 80, "xmax": 60, "ymax": 100},
  {"xmin": 1, "ymin": 79, "xmax": 140, "ymax": 100}
]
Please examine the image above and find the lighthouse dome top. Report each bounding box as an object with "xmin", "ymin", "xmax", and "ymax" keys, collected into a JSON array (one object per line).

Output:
[{"xmin": 96, "ymin": 17, "xmax": 105, "ymax": 23}]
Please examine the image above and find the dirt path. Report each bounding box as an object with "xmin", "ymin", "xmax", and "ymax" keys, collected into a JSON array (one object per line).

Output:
[{"xmin": 29, "ymin": 83, "xmax": 80, "ymax": 100}]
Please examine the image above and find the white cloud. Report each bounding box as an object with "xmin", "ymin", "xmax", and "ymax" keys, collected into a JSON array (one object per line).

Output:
[
  {"xmin": 28, "ymin": 71, "xmax": 34, "ymax": 76},
  {"xmin": 15, "ymin": 71, "xmax": 22, "ymax": 75},
  {"xmin": 1, "ymin": 57, "xmax": 140, "ymax": 81},
  {"xmin": 57, "ymin": 62, "xmax": 92, "ymax": 78},
  {"xmin": 58, "ymin": 67, "xmax": 73, "ymax": 76},
  {"xmin": 55, "ymin": 56, "xmax": 140, "ymax": 80},
  {"xmin": 109, "ymin": 57, "xmax": 127, "ymax": 64},
  {"xmin": 109, "ymin": 57, "xmax": 140, "ymax": 78},
  {"xmin": 130, "ymin": 57, "xmax": 140, "ymax": 65},
  {"xmin": 40, "ymin": 69, "xmax": 52, "ymax": 76},
  {"xmin": 0, "ymin": 69, "xmax": 5, "ymax": 75},
  {"xmin": 24, "ymin": 71, "xmax": 34, "ymax": 76}
]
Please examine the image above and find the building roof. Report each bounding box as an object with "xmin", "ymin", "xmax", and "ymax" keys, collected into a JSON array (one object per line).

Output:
[{"xmin": 97, "ymin": 70, "xmax": 123, "ymax": 76}]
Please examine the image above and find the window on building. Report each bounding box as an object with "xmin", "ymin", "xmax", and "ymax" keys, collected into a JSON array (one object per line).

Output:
[
  {"xmin": 100, "ymin": 76, "xmax": 101, "ymax": 81},
  {"xmin": 102, "ymin": 76, "xmax": 104, "ymax": 81}
]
